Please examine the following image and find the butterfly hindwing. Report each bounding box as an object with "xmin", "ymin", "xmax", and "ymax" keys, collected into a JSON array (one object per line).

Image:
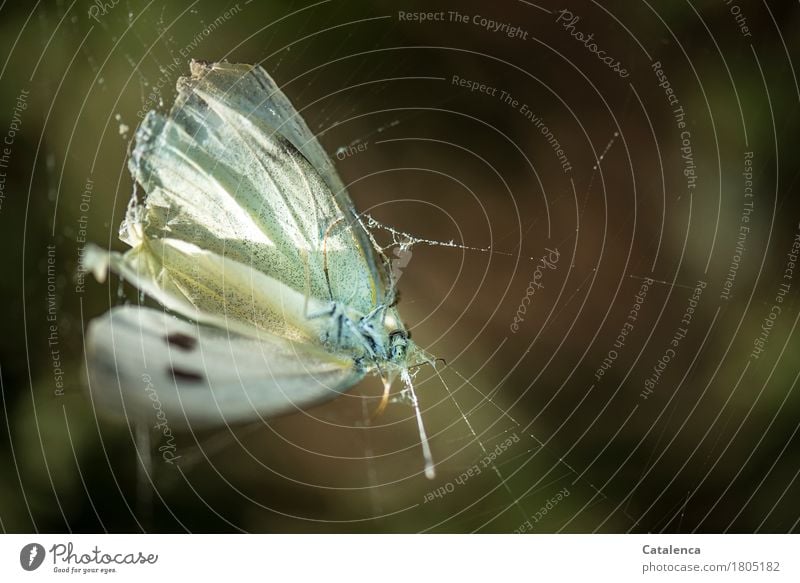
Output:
[{"xmin": 86, "ymin": 305, "xmax": 365, "ymax": 427}]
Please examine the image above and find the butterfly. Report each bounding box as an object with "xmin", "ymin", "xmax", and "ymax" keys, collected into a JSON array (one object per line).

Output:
[{"xmin": 85, "ymin": 59, "xmax": 436, "ymax": 477}]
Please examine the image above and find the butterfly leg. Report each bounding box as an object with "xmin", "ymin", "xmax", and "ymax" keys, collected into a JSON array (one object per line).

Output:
[
  {"xmin": 305, "ymin": 301, "xmax": 358, "ymax": 352},
  {"xmin": 361, "ymin": 303, "xmax": 386, "ymax": 324},
  {"xmin": 304, "ymin": 298, "xmax": 336, "ymax": 345},
  {"xmin": 374, "ymin": 374, "xmax": 392, "ymax": 417}
]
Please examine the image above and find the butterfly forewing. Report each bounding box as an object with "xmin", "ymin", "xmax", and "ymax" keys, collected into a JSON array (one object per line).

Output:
[
  {"xmin": 127, "ymin": 60, "xmax": 380, "ymax": 326},
  {"xmin": 87, "ymin": 306, "xmax": 364, "ymax": 427}
]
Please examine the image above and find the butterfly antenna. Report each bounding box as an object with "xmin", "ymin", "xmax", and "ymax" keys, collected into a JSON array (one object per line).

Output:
[{"xmin": 401, "ymin": 368, "xmax": 436, "ymax": 479}]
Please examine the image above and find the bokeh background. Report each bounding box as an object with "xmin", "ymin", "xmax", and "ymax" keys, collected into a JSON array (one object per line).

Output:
[{"xmin": 1, "ymin": 0, "xmax": 800, "ymax": 533}]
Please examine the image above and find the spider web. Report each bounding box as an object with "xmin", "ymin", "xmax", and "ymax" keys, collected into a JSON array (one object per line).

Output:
[{"xmin": 4, "ymin": 0, "xmax": 800, "ymax": 535}]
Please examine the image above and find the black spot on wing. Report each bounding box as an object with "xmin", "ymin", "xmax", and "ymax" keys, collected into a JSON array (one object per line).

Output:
[
  {"xmin": 168, "ymin": 366, "xmax": 204, "ymax": 384},
  {"xmin": 165, "ymin": 332, "xmax": 198, "ymax": 351}
]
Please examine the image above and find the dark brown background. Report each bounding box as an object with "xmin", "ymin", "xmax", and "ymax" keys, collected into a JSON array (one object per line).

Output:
[{"xmin": 0, "ymin": 0, "xmax": 799, "ymax": 532}]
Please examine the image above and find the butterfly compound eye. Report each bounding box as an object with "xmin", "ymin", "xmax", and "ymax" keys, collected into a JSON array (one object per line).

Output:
[{"xmin": 389, "ymin": 330, "xmax": 409, "ymax": 361}]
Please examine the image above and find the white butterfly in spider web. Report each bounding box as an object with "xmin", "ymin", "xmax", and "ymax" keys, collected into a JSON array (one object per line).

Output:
[{"xmin": 84, "ymin": 59, "xmax": 438, "ymax": 479}]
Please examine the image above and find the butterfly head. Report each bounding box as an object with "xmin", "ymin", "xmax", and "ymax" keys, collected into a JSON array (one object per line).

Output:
[{"xmin": 388, "ymin": 329, "xmax": 410, "ymax": 362}]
